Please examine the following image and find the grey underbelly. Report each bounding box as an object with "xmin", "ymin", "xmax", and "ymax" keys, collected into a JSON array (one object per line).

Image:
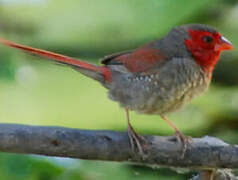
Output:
[{"xmin": 108, "ymin": 78, "xmax": 209, "ymax": 115}]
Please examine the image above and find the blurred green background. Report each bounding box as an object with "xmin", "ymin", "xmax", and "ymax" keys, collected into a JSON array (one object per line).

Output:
[{"xmin": 0, "ymin": 0, "xmax": 238, "ymax": 179}]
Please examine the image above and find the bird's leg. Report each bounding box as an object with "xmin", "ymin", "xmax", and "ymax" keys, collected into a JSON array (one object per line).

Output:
[
  {"xmin": 126, "ymin": 108, "xmax": 147, "ymax": 155},
  {"xmin": 160, "ymin": 115, "xmax": 192, "ymax": 157}
]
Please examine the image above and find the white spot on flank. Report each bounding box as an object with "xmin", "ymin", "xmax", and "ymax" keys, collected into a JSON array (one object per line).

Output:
[
  {"xmin": 194, "ymin": 72, "xmax": 199, "ymax": 79},
  {"xmin": 200, "ymin": 79, "xmax": 203, "ymax": 85}
]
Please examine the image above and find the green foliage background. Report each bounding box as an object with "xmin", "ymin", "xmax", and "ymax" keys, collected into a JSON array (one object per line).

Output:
[{"xmin": 0, "ymin": 0, "xmax": 238, "ymax": 179}]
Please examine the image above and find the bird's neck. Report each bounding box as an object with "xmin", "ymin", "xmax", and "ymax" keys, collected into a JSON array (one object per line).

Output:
[{"xmin": 188, "ymin": 47, "xmax": 221, "ymax": 73}]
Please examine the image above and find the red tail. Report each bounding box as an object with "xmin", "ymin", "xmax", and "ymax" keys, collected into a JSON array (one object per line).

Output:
[{"xmin": 0, "ymin": 38, "xmax": 111, "ymax": 82}]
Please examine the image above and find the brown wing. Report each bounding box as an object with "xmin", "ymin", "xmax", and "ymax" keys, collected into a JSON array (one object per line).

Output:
[
  {"xmin": 100, "ymin": 50, "xmax": 133, "ymax": 65},
  {"xmin": 101, "ymin": 46, "xmax": 166, "ymax": 73}
]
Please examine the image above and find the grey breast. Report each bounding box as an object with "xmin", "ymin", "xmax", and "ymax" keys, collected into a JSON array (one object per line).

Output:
[{"xmin": 107, "ymin": 57, "xmax": 210, "ymax": 115}]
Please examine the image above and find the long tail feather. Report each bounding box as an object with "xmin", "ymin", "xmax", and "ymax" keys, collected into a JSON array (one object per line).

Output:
[{"xmin": 0, "ymin": 37, "xmax": 111, "ymax": 82}]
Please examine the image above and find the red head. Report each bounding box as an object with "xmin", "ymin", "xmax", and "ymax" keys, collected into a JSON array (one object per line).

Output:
[{"xmin": 185, "ymin": 26, "xmax": 233, "ymax": 72}]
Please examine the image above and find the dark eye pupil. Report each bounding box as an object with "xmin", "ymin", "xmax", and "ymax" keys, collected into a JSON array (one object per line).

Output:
[{"xmin": 203, "ymin": 36, "xmax": 213, "ymax": 43}]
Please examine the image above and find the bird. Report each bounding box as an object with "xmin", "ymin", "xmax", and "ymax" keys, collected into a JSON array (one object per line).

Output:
[{"xmin": 0, "ymin": 24, "xmax": 234, "ymax": 155}]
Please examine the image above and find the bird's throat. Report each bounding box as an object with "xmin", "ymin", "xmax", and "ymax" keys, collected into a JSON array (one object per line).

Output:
[{"xmin": 191, "ymin": 50, "xmax": 221, "ymax": 73}]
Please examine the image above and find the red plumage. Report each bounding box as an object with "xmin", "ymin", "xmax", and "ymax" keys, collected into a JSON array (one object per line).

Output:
[{"xmin": 103, "ymin": 47, "xmax": 165, "ymax": 73}]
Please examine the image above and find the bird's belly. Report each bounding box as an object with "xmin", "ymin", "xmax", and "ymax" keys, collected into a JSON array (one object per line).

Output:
[
  {"xmin": 108, "ymin": 73, "xmax": 210, "ymax": 115},
  {"xmin": 140, "ymin": 82, "xmax": 209, "ymax": 114}
]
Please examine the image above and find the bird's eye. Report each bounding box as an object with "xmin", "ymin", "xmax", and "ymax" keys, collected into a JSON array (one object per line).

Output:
[{"xmin": 203, "ymin": 36, "xmax": 213, "ymax": 43}]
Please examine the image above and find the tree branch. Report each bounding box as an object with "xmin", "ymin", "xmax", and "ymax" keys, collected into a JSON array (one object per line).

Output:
[{"xmin": 0, "ymin": 123, "xmax": 237, "ymax": 169}]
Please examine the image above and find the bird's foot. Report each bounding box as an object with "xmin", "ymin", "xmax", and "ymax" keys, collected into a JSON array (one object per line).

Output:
[
  {"xmin": 174, "ymin": 130, "xmax": 193, "ymax": 158},
  {"xmin": 127, "ymin": 126, "xmax": 148, "ymax": 156}
]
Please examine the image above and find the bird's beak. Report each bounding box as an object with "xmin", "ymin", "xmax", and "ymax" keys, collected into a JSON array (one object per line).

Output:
[{"xmin": 215, "ymin": 36, "xmax": 234, "ymax": 51}]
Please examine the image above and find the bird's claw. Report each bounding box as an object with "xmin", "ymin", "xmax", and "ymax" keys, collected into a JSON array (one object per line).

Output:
[
  {"xmin": 127, "ymin": 127, "xmax": 148, "ymax": 156},
  {"xmin": 174, "ymin": 131, "xmax": 193, "ymax": 158}
]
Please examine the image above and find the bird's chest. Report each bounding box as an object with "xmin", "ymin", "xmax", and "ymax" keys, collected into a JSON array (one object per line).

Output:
[
  {"xmin": 107, "ymin": 59, "xmax": 210, "ymax": 115},
  {"xmin": 159, "ymin": 72, "xmax": 210, "ymax": 114}
]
